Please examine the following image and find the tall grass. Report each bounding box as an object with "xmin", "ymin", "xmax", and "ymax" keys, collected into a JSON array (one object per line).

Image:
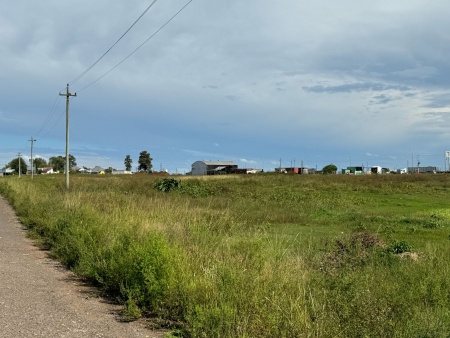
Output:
[{"xmin": 1, "ymin": 173, "xmax": 450, "ymax": 337}]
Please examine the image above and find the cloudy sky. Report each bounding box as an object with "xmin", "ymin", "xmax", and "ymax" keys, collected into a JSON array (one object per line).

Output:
[{"xmin": 1, "ymin": 0, "xmax": 450, "ymax": 173}]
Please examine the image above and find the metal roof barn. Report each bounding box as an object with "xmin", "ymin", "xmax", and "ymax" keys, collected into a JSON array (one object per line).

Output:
[{"xmin": 191, "ymin": 161, "xmax": 238, "ymax": 176}]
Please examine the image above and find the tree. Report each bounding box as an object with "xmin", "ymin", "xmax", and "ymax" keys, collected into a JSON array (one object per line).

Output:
[
  {"xmin": 49, "ymin": 156, "xmax": 64, "ymax": 172},
  {"xmin": 138, "ymin": 150, "xmax": 153, "ymax": 172},
  {"xmin": 68, "ymin": 154, "xmax": 77, "ymax": 169},
  {"xmin": 49, "ymin": 154, "xmax": 77, "ymax": 172},
  {"xmin": 7, "ymin": 157, "xmax": 27, "ymax": 175},
  {"xmin": 322, "ymin": 164, "xmax": 338, "ymax": 174},
  {"xmin": 33, "ymin": 157, "xmax": 47, "ymax": 170},
  {"xmin": 124, "ymin": 155, "xmax": 133, "ymax": 171}
]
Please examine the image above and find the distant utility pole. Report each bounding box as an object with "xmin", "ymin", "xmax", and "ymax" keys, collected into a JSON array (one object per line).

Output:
[
  {"xmin": 17, "ymin": 152, "xmax": 21, "ymax": 178},
  {"xmin": 29, "ymin": 137, "xmax": 36, "ymax": 178},
  {"xmin": 59, "ymin": 84, "xmax": 77, "ymax": 190}
]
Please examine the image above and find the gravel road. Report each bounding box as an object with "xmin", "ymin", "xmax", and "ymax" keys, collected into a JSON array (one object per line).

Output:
[{"xmin": 0, "ymin": 196, "xmax": 165, "ymax": 338}]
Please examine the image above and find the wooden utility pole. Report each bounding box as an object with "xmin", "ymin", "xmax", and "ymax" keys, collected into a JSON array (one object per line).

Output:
[
  {"xmin": 17, "ymin": 152, "xmax": 21, "ymax": 178},
  {"xmin": 29, "ymin": 137, "xmax": 36, "ymax": 178},
  {"xmin": 59, "ymin": 84, "xmax": 77, "ymax": 190}
]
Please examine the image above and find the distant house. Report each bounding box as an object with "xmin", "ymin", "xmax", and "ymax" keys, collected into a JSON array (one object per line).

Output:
[
  {"xmin": 275, "ymin": 167, "xmax": 309, "ymax": 174},
  {"xmin": 342, "ymin": 166, "xmax": 364, "ymax": 175},
  {"xmin": 408, "ymin": 166, "xmax": 437, "ymax": 174},
  {"xmin": 111, "ymin": 170, "xmax": 133, "ymax": 175},
  {"xmin": 191, "ymin": 161, "xmax": 238, "ymax": 176},
  {"xmin": 371, "ymin": 166, "xmax": 382, "ymax": 174},
  {"xmin": 91, "ymin": 166, "xmax": 105, "ymax": 175},
  {"xmin": 39, "ymin": 167, "xmax": 54, "ymax": 175}
]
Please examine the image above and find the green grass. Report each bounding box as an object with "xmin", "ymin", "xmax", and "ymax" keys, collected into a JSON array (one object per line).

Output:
[{"xmin": 1, "ymin": 173, "xmax": 450, "ymax": 337}]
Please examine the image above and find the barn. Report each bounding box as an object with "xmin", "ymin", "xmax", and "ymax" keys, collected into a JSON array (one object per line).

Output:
[{"xmin": 191, "ymin": 161, "xmax": 238, "ymax": 176}]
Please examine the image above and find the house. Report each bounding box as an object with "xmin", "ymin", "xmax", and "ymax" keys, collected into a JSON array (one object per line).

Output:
[
  {"xmin": 191, "ymin": 161, "xmax": 238, "ymax": 176},
  {"xmin": 408, "ymin": 166, "xmax": 437, "ymax": 174},
  {"xmin": 111, "ymin": 170, "xmax": 133, "ymax": 175},
  {"xmin": 342, "ymin": 166, "xmax": 364, "ymax": 175},
  {"xmin": 78, "ymin": 168, "xmax": 91, "ymax": 174},
  {"xmin": 371, "ymin": 166, "xmax": 382, "ymax": 174},
  {"xmin": 39, "ymin": 167, "xmax": 54, "ymax": 175},
  {"xmin": 91, "ymin": 166, "xmax": 105, "ymax": 174}
]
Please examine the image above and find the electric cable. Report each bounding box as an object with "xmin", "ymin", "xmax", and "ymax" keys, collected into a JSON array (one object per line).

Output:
[
  {"xmin": 76, "ymin": 0, "xmax": 193, "ymax": 93},
  {"xmin": 69, "ymin": 0, "xmax": 158, "ymax": 85},
  {"xmin": 34, "ymin": 95, "xmax": 63, "ymax": 138}
]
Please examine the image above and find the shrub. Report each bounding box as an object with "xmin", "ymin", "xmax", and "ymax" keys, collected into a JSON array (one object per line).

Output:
[
  {"xmin": 389, "ymin": 240, "xmax": 412, "ymax": 254},
  {"xmin": 154, "ymin": 178, "xmax": 181, "ymax": 192}
]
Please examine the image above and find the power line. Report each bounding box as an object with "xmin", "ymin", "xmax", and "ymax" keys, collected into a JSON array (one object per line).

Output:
[
  {"xmin": 75, "ymin": 0, "xmax": 193, "ymax": 93},
  {"xmin": 41, "ymin": 105, "xmax": 66, "ymax": 140},
  {"xmin": 69, "ymin": 0, "xmax": 158, "ymax": 86},
  {"xmin": 34, "ymin": 95, "xmax": 63, "ymax": 138}
]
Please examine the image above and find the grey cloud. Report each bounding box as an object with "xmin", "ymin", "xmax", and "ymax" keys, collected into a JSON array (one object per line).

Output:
[
  {"xmin": 422, "ymin": 93, "xmax": 450, "ymax": 108},
  {"xmin": 415, "ymin": 112, "xmax": 450, "ymax": 135},
  {"xmin": 370, "ymin": 94, "xmax": 403, "ymax": 105},
  {"xmin": 303, "ymin": 82, "xmax": 411, "ymax": 94}
]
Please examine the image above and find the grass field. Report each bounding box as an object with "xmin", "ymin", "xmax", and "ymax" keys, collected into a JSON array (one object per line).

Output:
[{"xmin": 0, "ymin": 173, "xmax": 449, "ymax": 337}]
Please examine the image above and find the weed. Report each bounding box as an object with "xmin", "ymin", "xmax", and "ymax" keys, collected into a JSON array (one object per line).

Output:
[{"xmin": 389, "ymin": 240, "xmax": 413, "ymax": 254}]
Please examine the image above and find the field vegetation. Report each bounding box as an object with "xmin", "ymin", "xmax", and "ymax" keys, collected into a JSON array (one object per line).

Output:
[{"xmin": 0, "ymin": 173, "xmax": 449, "ymax": 337}]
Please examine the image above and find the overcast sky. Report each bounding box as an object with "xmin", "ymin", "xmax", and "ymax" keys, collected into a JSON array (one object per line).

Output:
[{"xmin": 1, "ymin": 0, "xmax": 450, "ymax": 173}]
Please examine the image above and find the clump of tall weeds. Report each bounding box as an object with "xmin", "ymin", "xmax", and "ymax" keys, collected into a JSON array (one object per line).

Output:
[{"xmin": 318, "ymin": 231, "xmax": 386, "ymax": 274}]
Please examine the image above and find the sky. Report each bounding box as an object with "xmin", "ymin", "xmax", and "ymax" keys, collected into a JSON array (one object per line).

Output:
[{"xmin": 1, "ymin": 0, "xmax": 450, "ymax": 173}]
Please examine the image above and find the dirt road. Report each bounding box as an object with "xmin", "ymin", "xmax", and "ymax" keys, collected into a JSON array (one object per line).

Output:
[{"xmin": 0, "ymin": 196, "xmax": 164, "ymax": 338}]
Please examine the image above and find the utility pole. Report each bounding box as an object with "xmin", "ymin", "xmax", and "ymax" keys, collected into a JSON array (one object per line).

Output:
[
  {"xmin": 17, "ymin": 152, "xmax": 21, "ymax": 178},
  {"xmin": 59, "ymin": 84, "xmax": 77, "ymax": 190},
  {"xmin": 29, "ymin": 137, "xmax": 36, "ymax": 178}
]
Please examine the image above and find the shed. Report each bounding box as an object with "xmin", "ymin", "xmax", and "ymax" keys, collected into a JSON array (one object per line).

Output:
[{"xmin": 191, "ymin": 161, "xmax": 238, "ymax": 176}]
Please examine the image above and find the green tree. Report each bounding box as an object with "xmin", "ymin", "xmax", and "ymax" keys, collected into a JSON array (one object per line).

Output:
[
  {"xmin": 49, "ymin": 154, "xmax": 77, "ymax": 172},
  {"xmin": 33, "ymin": 157, "xmax": 47, "ymax": 170},
  {"xmin": 7, "ymin": 157, "xmax": 28, "ymax": 175},
  {"xmin": 49, "ymin": 156, "xmax": 64, "ymax": 172},
  {"xmin": 322, "ymin": 164, "xmax": 338, "ymax": 174},
  {"xmin": 138, "ymin": 150, "xmax": 153, "ymax": 172},
  {"xmin": 68, "ymin": 154, "xmax": 77, "ymax": 169},
  {"xmin": 124, "ymin": 155, "xmax": 133, "ymax": 171}
]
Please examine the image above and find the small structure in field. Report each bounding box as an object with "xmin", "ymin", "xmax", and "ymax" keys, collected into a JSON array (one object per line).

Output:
[
  {"xmin": 191, "ymin": 161, "xmax": 238, "ymax": 176},
  {"xmin": 342, "ymin": 166, "xmax": 364, "ymax": 175},
  {"xmin": 39, "ymin": 167, "xmax": 55, "ymax": 175}
]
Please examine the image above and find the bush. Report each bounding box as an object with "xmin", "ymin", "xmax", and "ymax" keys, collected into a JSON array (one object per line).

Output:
[
  {"xmin": 154, "ymin": 178, "xmax": 181, "ymax": 192},
  {"xmin": 389, "ymin": 240, "xmax": 412, "ymax": 254}
]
